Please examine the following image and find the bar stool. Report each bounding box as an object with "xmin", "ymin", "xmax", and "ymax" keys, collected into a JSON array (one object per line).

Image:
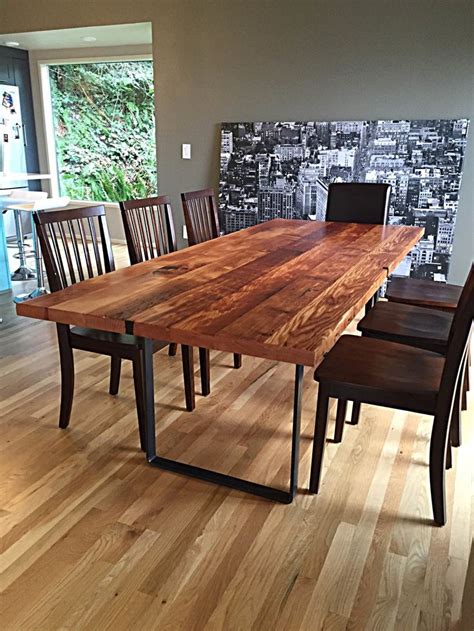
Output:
[
  {"xmin": 2, "ymin": 190, "xmax": 48, "ymax": 280},
  {"xmin": 11, "ymin": 196, "xmax": 70, "ymax": 303}
]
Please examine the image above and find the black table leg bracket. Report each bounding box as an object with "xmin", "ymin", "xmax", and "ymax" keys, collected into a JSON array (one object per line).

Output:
[{"xmin": 141, "ymin": 341, "xmax": 304, "ymax": 504}]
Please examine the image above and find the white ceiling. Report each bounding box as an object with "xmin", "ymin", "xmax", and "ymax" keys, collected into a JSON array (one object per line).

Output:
[{"xmin": 1, "ymin": 23, "xmax": 152, "ymax": 51}]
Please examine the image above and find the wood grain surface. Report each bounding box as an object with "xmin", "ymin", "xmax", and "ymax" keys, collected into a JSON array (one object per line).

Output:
[{"xmin": 16, "ymin": 219, "xmax": 422, "ymax": 367}]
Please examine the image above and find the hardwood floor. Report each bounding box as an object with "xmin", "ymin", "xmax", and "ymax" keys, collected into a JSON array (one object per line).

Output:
[{"xmin": 0, "ymin": 245, "xmax": 473, "ymax": 630}]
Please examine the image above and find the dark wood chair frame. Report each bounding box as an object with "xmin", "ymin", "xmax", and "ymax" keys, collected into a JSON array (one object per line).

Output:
[
  {"xmin": 34, "ymin": 205, "xmax": 164, "ymax": 449},
  {"xmin": 309, "ymin": 265, "xmax": 474, "ymax": 526},
  {"xmin": 385, "ymin": 275, "xmax": 470, "ymax": 409},
  {"xmin": 181, "ymin": 188, "xmax": 242, "ymax": 372},
  {"xmin": 351, "ymin": 304, "xmax": 469, "ymax": 447},
  {"xmin": 181, "ymin": 188, "xmax": 221, "ymax": 246},
  {"xmin": 326, "ymin": 182, "xmax": 391, "ymax": 314},
  {"xmin": 336, "ymin": 272, "xmax": 471, "ymax": 446},
  {"xmin": 120, "ymin": 195, "xmax": 205, "ymax": 411}
]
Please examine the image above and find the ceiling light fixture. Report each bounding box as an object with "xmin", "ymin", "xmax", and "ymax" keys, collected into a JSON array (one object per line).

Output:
[
  {"xmin": 82, "ymin": 36, "xmax": 97, "ymax": 42},
  {"xmin": 5, "ymin": 41, "xmax": 20, "ymax": 47}
]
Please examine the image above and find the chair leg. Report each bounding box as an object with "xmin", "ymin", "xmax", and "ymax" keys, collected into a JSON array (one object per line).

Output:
[
  {"xmin": 334, "ymin": 399, "xmax": 347, "ymax": 443},
  {"xmin": 450, "ymin": 377, "xmax": 462, "ymax": 448},
  {"xmin": 468, "ymin": 347, "xmax": 471, "ymax": 385},
  {"xmin": 109, "ymin": 356, "xmax": 121, "ymax": 395},
  {"xmin": 309, "ymin": 385, "xmax": 330, "ymax": 494},
  {"xmin": 132, "ymin": 352, "xmax": 147, "ymax": 452},
  {"xmin": 364, "ymin": 295, "xmax": 374, "ymax": 316},
  {"xmin": 233, "ymin": 353, "xmax": 242, "ymax": 369},
  {"xmin": 350, "ymin": 401, "xmax": 361, "ymax": 425},
  {"xmin": 199, "ymin": 347, "xmax": 210, "ymax": 396},
  {"xmin": 461, "ymin": 354, "xmax": 468, "ymax": 411},
  {"xmin": 168, "ymin": 343, "xmax": 178, "ymax": 357},
  {"xmin": 56, "ymin": 324, "xmax": 75, "ymax": 429},
  {"xmin": 429, "ymin": 414, "xmax": 448, "ymax": 526},
  {"xmin": 446, "ymin": 442, "xmax": 452, "ymax": 470},
  {"xmin": 181, "ymin": 345, "xmax": 195, "ymax": 412}
]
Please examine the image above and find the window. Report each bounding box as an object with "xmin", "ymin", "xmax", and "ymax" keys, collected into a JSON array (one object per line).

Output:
[{"xmin": 48, "ymin": 60, "xmax": 156, "ymax": 203}]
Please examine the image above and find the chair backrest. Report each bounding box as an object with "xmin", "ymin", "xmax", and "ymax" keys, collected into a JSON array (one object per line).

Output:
[
  {"xmin": 435, "ymin": 264, "xmax": 474, "ymax": 422},
  {"xmin": 325, "ymin": 183, "xmax": 391, "ymax": 224},
  {"xmin": 181, "ymin": 188, "xmax": 220, "ymax": 246},
  {"xmin": 120, "ymin": 195, "xmax": 177, "ymax": 264},
  {"xmin": 33, "ymin": 205, "xmax": 115, "ymax": 292}
]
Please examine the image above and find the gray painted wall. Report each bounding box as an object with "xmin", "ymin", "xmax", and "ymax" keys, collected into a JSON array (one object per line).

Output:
[{"xmin": 1, "ymin": 0, "xmax": 472, "ymax": 282}]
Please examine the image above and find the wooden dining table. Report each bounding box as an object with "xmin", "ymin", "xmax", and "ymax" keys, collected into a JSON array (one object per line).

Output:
[{"xmin": 17, "ymin": 219, "xmax": 423, "ymax": 503}]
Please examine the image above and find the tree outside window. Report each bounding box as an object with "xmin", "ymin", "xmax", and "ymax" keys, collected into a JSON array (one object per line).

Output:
[{"xmin": 49, "ymin": 61, "xmax": 157, "ymax": 203}]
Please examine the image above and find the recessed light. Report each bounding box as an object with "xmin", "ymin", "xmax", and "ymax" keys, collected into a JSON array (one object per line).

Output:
[
  {"xmin": 82, "ymin": 36, "xmax": 97, "ymax": 42},
  {"xmin": 5, "ymin": 41, "xmax": 20, "ymax": 47}
]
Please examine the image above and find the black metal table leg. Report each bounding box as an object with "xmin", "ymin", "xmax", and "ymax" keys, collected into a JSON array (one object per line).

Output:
[
  {"xmin": 142, "ymin": 337, "xmax": 156, "ymax": 461},
  {"xmin": 143, "ymin": 356, "xmax": 305, "ymax": 504},
  {"xmin": 289, "ymin": 364, "xmax": 304, "ymax": 501}
]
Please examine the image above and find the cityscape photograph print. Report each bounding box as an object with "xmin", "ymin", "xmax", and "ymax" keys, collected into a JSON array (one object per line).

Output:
[{"xmin": 219, "ymin": 119, "xmax": 469, "ymax": 280}]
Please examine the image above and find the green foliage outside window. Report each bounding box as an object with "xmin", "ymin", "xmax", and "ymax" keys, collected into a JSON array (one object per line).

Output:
[{"xmin": 49, "ymin": 61, "xmax": 157, "ymax": 202}]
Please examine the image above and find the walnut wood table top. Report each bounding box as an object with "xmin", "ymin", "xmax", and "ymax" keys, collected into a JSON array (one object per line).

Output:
[{"xmin": 16, "ymin": 219, "xmax": 423, "ymax": 367}]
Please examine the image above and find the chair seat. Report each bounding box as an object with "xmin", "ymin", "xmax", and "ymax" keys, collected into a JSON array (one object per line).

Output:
[
  {"xmin": 315, "ymin": 335, "xmax": 445, "ymax": 414},
  {"xmin": 386, "ymin": 277, "xmax": 462, "ymax": 311},
  {"xmin": 357, "ymin": 301, "xmax": 453, "ymax": 354},
  {"xmin": 70, "ymin": 326, "xmax": 168, "ymax": 353}
]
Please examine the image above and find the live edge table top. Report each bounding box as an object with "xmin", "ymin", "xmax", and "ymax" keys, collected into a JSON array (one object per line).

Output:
[{"xmin": 16, "ymin": 220, "xmax": 422, "ymax": 368}]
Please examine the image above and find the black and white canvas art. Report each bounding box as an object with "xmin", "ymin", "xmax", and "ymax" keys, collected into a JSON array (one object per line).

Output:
[{"xmin": 219, "ymin": 119, "xmax": 469, "ymax": 280}]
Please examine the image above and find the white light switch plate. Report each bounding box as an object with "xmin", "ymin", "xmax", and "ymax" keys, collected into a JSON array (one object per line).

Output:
[
  {"xmin": 183, "ymin": 224, "xmax": 188, "ymax": 239},
  {"xmin": 182, "ymin": 143, "xmax": 191, "ymax": 159}
]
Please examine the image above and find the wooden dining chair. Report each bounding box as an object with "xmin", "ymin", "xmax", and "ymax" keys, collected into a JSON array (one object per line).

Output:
[
  {"xmin": 384, "ymin": 259, "xmax": 469, "ymax": 395},
  {"xmin": 309, "ymin": 264, "xmax": 474, "ymax": 526},
  {"xmin": 120, "ymin": 195, "xmax": 199, "ymax": 410},
  {"xmin": 181, "ymin": 188, "xmax": 220, "ymax": 246},
  {"xmin": 181, "ymin": 188, "xmax": 242, "ymax": 374},
  {"xmin": 385, "ymin": 276, "xmax": 463, "ymax": 312},
  {"xmin": 33, "ymin": 205, "xmax": 168, "ymax": 449},
  {"xmin": 326, "ymin": 182, "xmax": 391, "ymax": 315},
  {"xmin": 327, "ymin": 182, "xmax": 393, "ymax": 426},
  {"xmin": 120, "ymin": 193, "xmax": 176, "ymax": 360},
  {"xmin": 120, "ymin": 194, "xmax": 176, "ymax": 263},
  {"xmin": 354, "ymin": 267, "xmax": 472, "ymax": 444}
]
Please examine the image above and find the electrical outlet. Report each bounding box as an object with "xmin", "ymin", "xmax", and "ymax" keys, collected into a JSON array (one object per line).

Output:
[{"xmin": 182, "ymin": 143, "xmax": 191, "ymax": 159}]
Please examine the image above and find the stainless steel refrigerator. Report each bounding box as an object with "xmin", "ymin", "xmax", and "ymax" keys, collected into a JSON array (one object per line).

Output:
[{"xmin": 1, "ymin": 84, "xmax": 29, "ymax": 238}]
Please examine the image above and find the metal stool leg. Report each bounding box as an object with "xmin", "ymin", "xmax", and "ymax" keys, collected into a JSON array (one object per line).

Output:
[
  {"xmin": 11, "ymin": 209, "xmax": 36, "ymax": 281},
  {"xmin": 28, "ymin": 221, "xmax": 48, "ymax": 298},
  {"xmin": 14, "ymin": 218, "xmax": 49, "ymax": 302}
]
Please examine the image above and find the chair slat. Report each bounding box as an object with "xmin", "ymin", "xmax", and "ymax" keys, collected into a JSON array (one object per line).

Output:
[
  {"xmin": 67, "ymin": 220, "xmax": 85, "ymax": 282},
  {"xmin": 77, "ymin": 218, "xmax": 94, "ymax": 278},
  {"xmin": 49, "ymin": 224, "xmax": 68, "ymax": 288},
  {"xmin": 149, "ymin": 205, "xmax": 162, "ymax": 257},
  {"xmin": 87, "ymin": 216, "xmax": 103, "ymax": 276},
  {"xmin": 57, "ymin": 222, "xmax": 76, "ymax": 285}
]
